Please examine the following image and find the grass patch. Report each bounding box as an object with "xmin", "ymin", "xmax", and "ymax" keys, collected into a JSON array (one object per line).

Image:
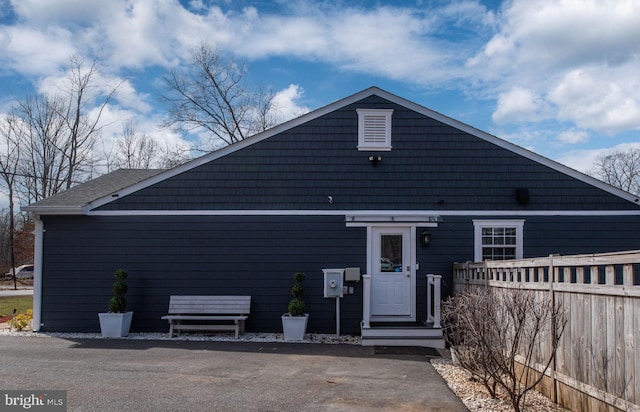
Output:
[{"xmin": 0, "ymin": 296, "xmax": 33, "ymax": 316}]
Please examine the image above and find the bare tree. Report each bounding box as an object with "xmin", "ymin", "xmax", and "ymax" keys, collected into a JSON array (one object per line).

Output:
[
  {"xmin": 13, "ymin": 94, "xmax": 70, "ymax": 202},
  {"xmin": 162, "ymin": 43, "xmax": 278, "ymax": 150},
  {"xmin": 248, "ymin": 83, "xmax": 280, "ymax": 135},
  {"xmin": 156, "ymin": 142, "xmax": 192, "ymax": 169},
  {"xmin": 442, "ymin": 287, "xmax": 567, "ymax": 412},
  {"xmin": 10, "ymin": 56, "xmax": 119, "ymax": 204},
  {"xmin": 114, "ymin": 120, "xmax": 159, "ymax": 169},
  {"xmin": 60, "ymin": 56, "xmax": 119, "ymax": 189},
  {"xmin": 0, "ymin": 114, "xmax": 22, "ymax": 289},
  {"xmin": 591, "ymin": 148, "xmax": 640, "ymax": 195}
]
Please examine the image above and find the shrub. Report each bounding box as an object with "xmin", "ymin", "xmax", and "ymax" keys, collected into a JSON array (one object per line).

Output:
[
  {"xmin": 10, "ymin": 309, "xmax": 33, "ymax": 331},
  {"xmin": 442, "ymin": 287, "xmax": 567, "ymax": 412},
  {"xmin": 287, "ymin": 272, "xmax": 306, "ymax": 316},
  {"xmin": 108, "ymin": 269, "xmax": 128, "ymax": 313}
]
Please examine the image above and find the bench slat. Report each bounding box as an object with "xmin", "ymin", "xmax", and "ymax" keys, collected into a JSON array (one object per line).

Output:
[
  {"xmin": 162, "ymin": 295, "xmax": 251, "ymax": 339},
  {"xmin": 169, "ymin": 306, "xmax": 249, "ymax": 312},
  {"xmin": 167, "ymin": 296, "xmax": 250, "ymax": 315},
  {"xmin": 172, "ymin": 324, "xmax": 238, "ymax": 332},
  {"xmin": 161, "ymin": 315, "xmax": 248, "ymax": 321},
  {"xmin": 169, "ymin": 296, "xmax": 250, "ymax": 303}
]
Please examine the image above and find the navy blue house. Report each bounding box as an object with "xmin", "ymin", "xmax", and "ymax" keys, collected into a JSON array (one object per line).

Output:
[{"xmin": 24, "ymin": 87, "xmax": 640, "ymax": 346}]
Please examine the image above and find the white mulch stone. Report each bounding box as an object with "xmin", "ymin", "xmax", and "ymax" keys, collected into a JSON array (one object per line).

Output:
[
  {"xmin": 431, "ymin": 358, "xmax": 569, "ymax": 412},
  {"xmin": 0, "ymin": 328, "xmax": 362, "ymax": 345}
]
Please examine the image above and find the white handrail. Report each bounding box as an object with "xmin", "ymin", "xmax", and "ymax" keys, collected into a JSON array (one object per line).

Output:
[
  {"xmin": 426, "ymin": 274, "xmax": 442, "ymax": 328},
  {"xmin": 362, "ymin": 274, "xmax": 371, "ymax": 329}
]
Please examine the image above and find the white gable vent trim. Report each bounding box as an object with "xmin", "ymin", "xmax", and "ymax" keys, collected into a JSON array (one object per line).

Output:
[{"xmin": 357, "ymin": 108, "xmax": 393, "ymax": 151}]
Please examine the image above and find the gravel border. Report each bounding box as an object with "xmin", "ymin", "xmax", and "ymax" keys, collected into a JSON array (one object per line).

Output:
[
  {"xmin": 0, "ymin": 328, "xmax": 362, "ymax": 345},
  {"xmin": 431, "ymin": 358, "xmax": 569, "ymax": 412}
]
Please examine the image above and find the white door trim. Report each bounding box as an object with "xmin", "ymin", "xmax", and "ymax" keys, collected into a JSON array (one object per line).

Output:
[{"xmin": 367, "ymin": 226, "xmax": 416, "ymax": 322}]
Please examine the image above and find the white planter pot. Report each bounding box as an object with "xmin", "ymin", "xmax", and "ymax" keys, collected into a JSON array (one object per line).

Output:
[
  {"xmin": 98, "ymin": 312, "xmax": 133, "ymax": 338},
  {"xmin": 281, "ymin": 314, "xmax": 309, "ymax": 342}
]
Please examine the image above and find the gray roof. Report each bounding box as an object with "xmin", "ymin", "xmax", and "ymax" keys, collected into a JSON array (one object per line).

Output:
[{"xmin": 22, "ymin": 169, "xmax": 165, "ymax": 215}]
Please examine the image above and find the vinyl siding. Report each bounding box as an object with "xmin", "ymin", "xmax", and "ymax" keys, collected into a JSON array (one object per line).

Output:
[
  {"xmin": 40, "ymin": 214, "xmax": 640, "ymax": 333},
  {"xmin": 40, "ymin": 215, "xmax": 367, "ymax": 333},
  {"xmin": 98, "ymin": 96, "xmax": 639, "ymax": 212}
]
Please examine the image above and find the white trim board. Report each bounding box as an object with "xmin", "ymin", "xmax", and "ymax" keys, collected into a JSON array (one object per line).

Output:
[{"xmin": 84, "ymin": 209, "xmax": 640, "ymax": 217}]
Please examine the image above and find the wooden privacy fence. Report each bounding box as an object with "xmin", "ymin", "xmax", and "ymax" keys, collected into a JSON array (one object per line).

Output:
[{"xmin": 453, "ymin": 250, "xmax": 640, "ymax": 412}]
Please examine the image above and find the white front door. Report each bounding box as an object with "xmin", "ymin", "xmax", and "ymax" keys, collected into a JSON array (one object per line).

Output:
[{"xmin": 370, "ymin": 227, "xmax": 414, "ymax": 318}]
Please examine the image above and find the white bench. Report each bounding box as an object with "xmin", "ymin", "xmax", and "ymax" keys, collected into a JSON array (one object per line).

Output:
[{"xmin": 161, "ymin": 295, "xmax": 251, "ymax": 339}]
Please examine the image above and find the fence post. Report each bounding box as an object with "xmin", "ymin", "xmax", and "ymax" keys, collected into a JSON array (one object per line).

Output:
[{"xmin": 548, "ymin": 254, "xmax": 558, "ymax": 404}]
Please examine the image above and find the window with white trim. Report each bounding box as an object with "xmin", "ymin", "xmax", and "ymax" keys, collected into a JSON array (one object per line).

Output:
[
  {"xmin": 357, "ymin": 109, "xmax": 393, "ymax": 151},
  {"xmin": 473, "ymin": 220, "xmax": 524, "ymax": 261}
]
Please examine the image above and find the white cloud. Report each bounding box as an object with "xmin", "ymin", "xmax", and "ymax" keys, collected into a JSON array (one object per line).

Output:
[
  {"xmin": 101, "ymin": 0, "xmax": 220, "ymax": 68},
  {"xmin": 0, "ymin": 26, "xmax": 76, "ymax": 76},
  {"xmin": 112, "ymin": 79, "xmax": 153, "ymax": 114},
  {"xmin": 557, "ymin": 129, "xmax": 589, "ymax": 144},
  {"xmin": 272, "ymin": 84, "xmax": 309, "ymax": 122},
  {"xmin": 557, "ymin": 141, "xmax": 640, "ymax": 174},
  {"xmin": 470, "ymin": 0, "xmax": 640, "ymax": 74},
  {"xmin": 9, "ymin": 0, "xmax": 118, "ymax": 23},
  {"xmin": 549, "ymin": 68, "xmax": 640, "ymax": 135},
  {"xmin": 469, "ymin": 0, "xmax": 640, "ymax": 136},
  {"xmin": 218, "ymin": 4, "xmax": 483, "ymax": 85},
  {"xmin": 0, "ymin": 1, "xmax": 487, "ymax": 97},
  {"xmin": 492, "ymin": 86, "xmax": 545, "ymax": 124}
]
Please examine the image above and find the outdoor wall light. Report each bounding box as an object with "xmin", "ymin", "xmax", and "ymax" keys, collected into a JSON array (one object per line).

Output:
[
  {"xmin": 368, "ymin": 155, "xmax": 382, "ymax": 167},
  {"xmin": 420, "ymin": 230, "xmax": 432, "ymax": 246}
]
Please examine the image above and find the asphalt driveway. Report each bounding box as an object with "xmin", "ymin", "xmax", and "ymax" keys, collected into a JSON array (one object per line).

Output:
[{"xmin": 0, "ymin": 336, "xmax": 468, "ymax": 412}]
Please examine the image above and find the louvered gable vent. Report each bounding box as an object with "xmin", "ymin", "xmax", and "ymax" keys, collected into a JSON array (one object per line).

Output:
[{"xmin": 357, "ymin": 109, "xmax": 393, "ymax": 151}]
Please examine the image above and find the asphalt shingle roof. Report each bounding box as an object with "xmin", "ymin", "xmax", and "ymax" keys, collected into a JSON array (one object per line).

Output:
[{"xmin": 22, "ymin": 169, "xmax": 165, "ymax": 213}]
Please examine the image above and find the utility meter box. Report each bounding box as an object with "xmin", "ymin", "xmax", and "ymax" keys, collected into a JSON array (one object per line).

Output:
[
  {"xmin": 345, "ymin": 267, "xmax": 361, "ymax": 282},
  {"xmin": 323, "ymin": 269, "xmax": 345, "ymax": 298}
]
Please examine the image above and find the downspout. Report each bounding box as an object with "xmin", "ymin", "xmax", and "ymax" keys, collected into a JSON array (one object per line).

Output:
[{"xmin": 32, "ymin": 215, "xmax": 44, "ymax": 332}]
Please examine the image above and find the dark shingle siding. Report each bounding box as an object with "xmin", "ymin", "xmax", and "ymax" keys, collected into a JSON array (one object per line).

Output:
[
  {"xmin": 97, "ymin": 96, "xmax": 638, "ymax": 212},
  {"xmin": 40, "ymin": 215, "xmax": 367, "ymax": 333},
  {"xmin": 40, "ymin": 213, "xmax": 640, "ymax": 333}
]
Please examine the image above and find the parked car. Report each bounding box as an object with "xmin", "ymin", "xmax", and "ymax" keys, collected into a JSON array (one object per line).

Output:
[
  {"xmin": 4, "ymin": 264, "xmax": 34, "ymax": 279},
  {"xmin": 380, "ymin": 258, "xmax": 394, "ymax": 272}
]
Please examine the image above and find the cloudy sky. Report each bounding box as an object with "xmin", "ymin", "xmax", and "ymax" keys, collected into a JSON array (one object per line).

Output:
[{"xmin": 1, "ymin": 0, "xmax": 640, "ymax": 175}]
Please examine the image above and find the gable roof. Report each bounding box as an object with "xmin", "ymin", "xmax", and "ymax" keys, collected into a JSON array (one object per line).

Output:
[
  {"xmin": 22, "ymin": 169, "xmax": 165, "ymax": 215},
  {"xmin": 23, "ymin": 87, "xmax": 640, "ymax": 215}
]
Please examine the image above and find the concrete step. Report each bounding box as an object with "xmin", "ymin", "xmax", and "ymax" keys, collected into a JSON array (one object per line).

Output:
[{"xmin": 361, "ymin": 321, "xmax": 445, "ymax": 349}]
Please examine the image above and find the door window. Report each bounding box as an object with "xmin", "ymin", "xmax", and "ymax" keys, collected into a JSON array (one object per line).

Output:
[{"xmin": 380, "ymin": 234, "xmax": 403, "ymax": 272}]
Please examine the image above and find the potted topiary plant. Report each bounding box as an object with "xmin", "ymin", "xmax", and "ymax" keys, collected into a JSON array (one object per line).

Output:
[
  {"xmin": 98, "ymin": 269, "xmax": 133, "ymax": 338},
  {"xmin": 281, "ymin": 272, "xmax": 308, "ymax": 342}
]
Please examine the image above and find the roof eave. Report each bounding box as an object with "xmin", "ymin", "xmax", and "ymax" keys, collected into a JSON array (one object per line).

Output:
[{"xmin": 22, "ymin": 205, "xmax": 86, "ymax": 216}]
